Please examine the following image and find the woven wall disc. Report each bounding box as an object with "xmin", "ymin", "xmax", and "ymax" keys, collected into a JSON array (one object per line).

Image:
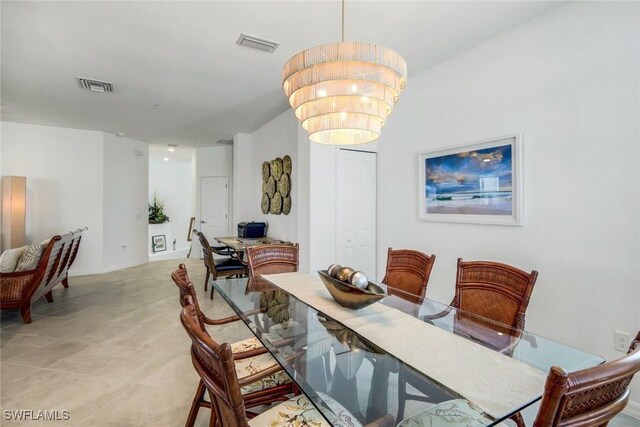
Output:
[
  {"xmin": 277, "ymin": 173, "xmax": 290, "ymax": 197},
  {"xmin": 271, "ymin": 157, "xmax": 283, "ymax": 180},
  {"xmin": 270, "ymin": 192, "xmax": 282, "ymax": 214},
  {"xmin": 283, "ymin": 155, "xmax": 292, "ymax": 174},
  {"xmin": 282, "ymin": 195, "xmax": 291, "ymax": 215},
  {"xmin": 261, "ymin": 193, "xmax": 270, "ymax": 214},
  {"xmin": 266, "ymin": 176, "xmax": 276, "ymax": 198},
  {"xmin": 262, "ymin": 162, "xmax": 270, "ymax": 182}
]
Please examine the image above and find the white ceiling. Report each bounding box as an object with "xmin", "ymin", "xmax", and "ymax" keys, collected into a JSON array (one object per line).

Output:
[{"xmin": 1, "ymin": 1, "xmax": 564, "ymax": 148}]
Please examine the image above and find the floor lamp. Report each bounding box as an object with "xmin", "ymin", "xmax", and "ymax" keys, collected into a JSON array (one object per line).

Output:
[{"xmin": 1, "ymin": 176, "xmax": 27, "ymax": 251}]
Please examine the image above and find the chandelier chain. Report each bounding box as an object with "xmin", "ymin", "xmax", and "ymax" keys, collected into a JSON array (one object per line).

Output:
[{"xmin": 341, "ymin": 0, "xmax": 345, "ymax": 42}]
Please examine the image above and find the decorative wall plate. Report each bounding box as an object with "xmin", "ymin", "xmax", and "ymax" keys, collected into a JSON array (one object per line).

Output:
[
  {"xmin": 270, "ymin": 192, "xmax": 282, "ymax": 214},
  {"xmin": 271, "ymin": 157, "xmax": 283, "ymax": 180},
  {"xmin": 283, "ymin": 155, "xmax": 292, "ymax": 174},
  {"xmin": 277, "ymin": 173, "xmax": 290, "ymax": 197},
  {"xmin": 261, "ymin": 193, "xmax": 270, "ymax": 214},
  {"xmin": 262, "ymin": 162, "xmax": 270, "ymax": 182},
  {"xmin": 266, "ymin": 176, "xmax": 276, "ymax": 198},
  {"xmin": 282, "ymin": 195, "xmax": 291, "ymax": 215}
]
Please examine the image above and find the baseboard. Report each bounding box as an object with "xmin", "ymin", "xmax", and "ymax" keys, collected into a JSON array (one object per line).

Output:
[
  {"xmin": 68, "ymin": 259, "xmax": 148, "ymax": 277},
  {"xmin": 624, "ymin": 400, "xmax": 640, "ymax": 420}
]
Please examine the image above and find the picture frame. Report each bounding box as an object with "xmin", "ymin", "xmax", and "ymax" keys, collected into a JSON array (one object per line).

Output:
[
  {"xmin": 152, "ymin": 234, "xmax": 167, "ymax": 253},
  {"xmin": 418, "ymin": 134, "xmax": 523, "ymax": 226},
  {"xmin": 187, "ymin": 217, "xmax": 195, "ymax": 241}
]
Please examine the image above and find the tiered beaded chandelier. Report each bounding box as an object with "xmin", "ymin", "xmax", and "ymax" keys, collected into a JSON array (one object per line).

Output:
[{"xmin": 282, "ymin": 1, "xmax": 407, "ymax": 145}]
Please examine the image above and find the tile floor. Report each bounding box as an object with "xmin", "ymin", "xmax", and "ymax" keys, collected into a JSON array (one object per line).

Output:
[{"xmin": 1, "ymin": 259, "xmax": 638, "ymax": 426}]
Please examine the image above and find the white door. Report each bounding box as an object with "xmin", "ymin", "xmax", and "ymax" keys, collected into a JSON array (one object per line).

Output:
[
  {"xmin": 336, "ymin": 149, "xmax": 377, "ymax": 278},
  {"xmin": 200, "ymin": 176, "xmax": 229, "ymax": 241}
]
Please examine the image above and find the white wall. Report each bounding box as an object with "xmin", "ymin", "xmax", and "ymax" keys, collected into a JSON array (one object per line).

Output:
[
  {"xmin": 0, "ymin": 122, "xmax": 104, "ymax": 274},
  {"xmin": 103, "ymin": 133, "xmax": 148, "ymax": 271},
  {"xmin": 232, "ymin": 134, "xmax": 252, "ymax": 229},
  {"xmin": 149, "ymin": 158, "xmax": 193, "ymax": 253},
  {"xmin": 250, "ymin": 110, "xmax": 299, "ymax": 242},
  {"xmin": 0, "ymin": 122, "xmax": 150, "ymax": 274},
  {"xmin": 377, "ymin": 2, "xmax": 640, "ymax": 407}
]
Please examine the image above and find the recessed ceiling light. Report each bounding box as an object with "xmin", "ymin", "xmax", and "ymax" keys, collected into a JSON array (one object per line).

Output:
[
  {"xmin": 168, "ymin": 144, "xmax": 178, "ymax": 152},
  {"xmin": 168, "ymin": 148, "xmax": 175, "ymax": 152},
  {"xmin": 155, "ymin": 104, "xmax": 160, "ymax": 108},
  {"xmin": 117, "ymin": 132, "xmax": 126, "ymax": 137},
  {"xmin": 163, "ymin": 157, "xmax": 169, "ymax": 162}
]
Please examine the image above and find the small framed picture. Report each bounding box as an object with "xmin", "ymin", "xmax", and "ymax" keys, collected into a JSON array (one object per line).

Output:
[
  {"xmin": 152, "ymin": 235, "xmax": 167, "ymax": 253},
  {"xmin": 418, "ymin": 134, "xmax": 523, "ymax": 226},
  {"xmin": 187, "ymin": 217, "xmax": 195, "ymax": 241}
]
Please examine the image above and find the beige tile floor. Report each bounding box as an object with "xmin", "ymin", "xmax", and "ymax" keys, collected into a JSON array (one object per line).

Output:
[{"xmin": 1, "ymin": 259, "xmax": 638, "ymax": 426}]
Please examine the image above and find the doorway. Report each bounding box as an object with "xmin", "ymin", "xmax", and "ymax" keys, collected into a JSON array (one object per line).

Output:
[
  {"xmin": 200, "ymin": 176, "xmax": 229, "ymax": 241},
  {"xmin": 336, "ymin": 149, "xmax": 377, "ymax": 278}
]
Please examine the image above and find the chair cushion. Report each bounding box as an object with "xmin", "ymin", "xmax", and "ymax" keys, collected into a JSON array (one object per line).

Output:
[
  {"xmin": 230, "ymin": 337, "xmax": 262, "ymax": 353},
  {"xmin": 0, "ymin": 246, "xmax": 26, "ymax": 273},
  {"xmin": 235, "ymin": 352, "xmax": 292, "ymax": 395},
  {"xmin": 249, "ymin": 393, "xmax": 363, "ymax": 427},
  {"xmin": 214, "ymin": 257, "xmax": 245, "ymax": 272},
  {"xmin": 398, "ymin": 399, "xmax": 497, "ymax": 427},
  {"xmin": 211, "ymin": 246, "xmax": 234, "ymax": 256},
  {"xmin": 15, "ymin": 243, "xmax": 45, "ymax": 272}
]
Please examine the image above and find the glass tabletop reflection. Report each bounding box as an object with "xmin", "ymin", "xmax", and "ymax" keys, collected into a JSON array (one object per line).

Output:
[{"xmin": 211, "ymin": 276, "xmax": 603, "ymax": 426}]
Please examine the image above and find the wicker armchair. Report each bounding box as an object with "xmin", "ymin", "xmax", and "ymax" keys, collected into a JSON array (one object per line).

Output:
[
  {"xmin": 382, "ymin": 248, "xmax": 436, "ymax": 304},
  {"xmin": 246, "ymin": 243, "xmax": 299, "ymax": 277},
  {"xmin": 532, "ymin": 335, "xmax": 640, "ymax": 426},
  {"xmin": 0, "ymin": 228, "xmax": 85, "ymax": 323},
  {"xmin": 180, "ymin": 298, "xmax": 394, "ymax": 427},
  {"xmin": 192, "ymin": 229, "xmax": 247, "ymax": 299}
]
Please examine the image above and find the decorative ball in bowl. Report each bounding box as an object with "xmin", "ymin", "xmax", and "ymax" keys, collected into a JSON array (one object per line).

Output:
[{"xmin": 318, "ymin": 270, "xmax": 386, "ymax": 310}]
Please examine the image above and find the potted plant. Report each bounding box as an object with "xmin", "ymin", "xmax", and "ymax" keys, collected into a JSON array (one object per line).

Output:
[{"xmin": 148, "ymin": 192, "xmax": 170, "ymax": 224}]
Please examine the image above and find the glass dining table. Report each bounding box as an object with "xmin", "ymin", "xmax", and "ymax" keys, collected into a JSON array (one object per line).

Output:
[{"xmin": 210, "ymin": 275, "xmax": 603, "ymax": 426}]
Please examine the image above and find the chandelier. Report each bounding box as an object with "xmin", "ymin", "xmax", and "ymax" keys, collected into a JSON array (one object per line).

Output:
[{"xmin": 281, "ymin": 1, "xmax": 407, "ymax": 145}]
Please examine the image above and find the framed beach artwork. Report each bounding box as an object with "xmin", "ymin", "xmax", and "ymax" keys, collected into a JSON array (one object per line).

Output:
[{"xmin": 418, "ymin": 134, "xmax": 523, "ymax": 225}]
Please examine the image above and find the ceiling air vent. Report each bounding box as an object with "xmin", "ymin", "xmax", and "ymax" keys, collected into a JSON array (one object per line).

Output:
[
  {"xmin": 236, "ymin": 33, "xmax": 279, "ymax": 53},
  {"xmin": 76, "ymin": 77, "xmax": 114, "ymax": 93},
  {"xmin": 216, "ymin": 139, "xmax": 233, "ymax": 145}
]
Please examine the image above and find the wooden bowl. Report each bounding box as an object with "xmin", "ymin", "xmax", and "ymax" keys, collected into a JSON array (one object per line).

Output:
[{"xmin": 317, "ymin": 270, "xmax": 386, "ymax": 310}]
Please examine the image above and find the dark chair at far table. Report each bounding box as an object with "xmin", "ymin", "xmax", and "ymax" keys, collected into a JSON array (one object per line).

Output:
[
  {"xmin": 382, "ymin": 247, "xmax": 436, "ymax": 305},
  {"xmin": 193, "ymin": 229, "xmax": 247, "ymax": 299},
  {"xmin": 397, "ymin": 258, "xmax": 539, "ymax": 423},
  {"xmin": 246, "ymin": 243, "xmax": 299, "ymax": 277},
  {"xmin": 180, "ymin": 297, "xmax": 394, "ymax": 427}
]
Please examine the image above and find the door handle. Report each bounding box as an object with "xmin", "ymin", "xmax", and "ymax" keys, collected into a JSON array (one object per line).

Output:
[{"xmin": 201, "ymin": 220, "xmax": 207, "ymax": 224}]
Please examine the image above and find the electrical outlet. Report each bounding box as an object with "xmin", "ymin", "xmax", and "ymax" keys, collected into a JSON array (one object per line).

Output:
[{"xmin": 614, "ymin": 330, "xmax": 631, "ymax": 352}]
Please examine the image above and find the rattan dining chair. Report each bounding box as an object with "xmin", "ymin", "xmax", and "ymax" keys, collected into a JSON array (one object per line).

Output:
[
  {"xmin": 398, "ymin": 333, "xmax": 640, "ymax": 427},
  {"xmin": 193, "ymin": 229, "xmax": 247, "ymax": 299},
  {"xmin": 397, "ymin": 258, "xmax": 538, "ymax": 423},
  {"xmin": 180, "ymin": 297, "xmax": 394, "ymax": 427},
  {"xmin": 382, "ymin": 248, "xmax": 436, "ymax": 304},
  {"xmin": 171, "ymin": 265, "xmax": 297, "ymax": 425},
  {"xmin": 451, "ymin": 258, "xmax": 538, "ymax": 330},
  {"xmin": 246, "ymin": 243, "xmax": 299, "ymax": 277},
  {"xmin": 531, "ymin": 337, "xmax": 640, "ymax": 426}
]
